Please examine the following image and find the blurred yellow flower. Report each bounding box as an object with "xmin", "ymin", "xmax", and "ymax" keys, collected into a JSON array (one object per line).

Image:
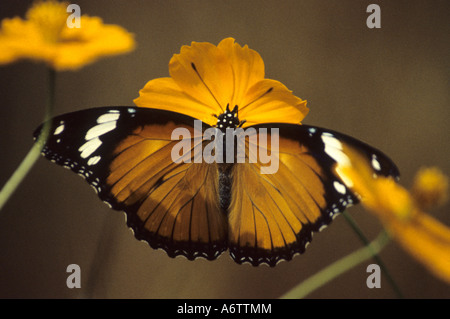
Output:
[
  {"xmin": 0, "ymin": 0, "xmax": 135, "ymax": 70},
  {"xmin": 335, "ymin": 147, "xmax": 450, "ymax": 284},
  {"xmin": 134, "ymin": 37, "xmax": 309, "ymax": 127},
  {"xmin": 412, "ymin": 167, "xmax": 448, "ymax": 211}
]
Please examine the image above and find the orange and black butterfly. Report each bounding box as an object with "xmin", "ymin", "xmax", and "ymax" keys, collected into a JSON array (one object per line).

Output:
[
  {"xmin": 34, "ymin": 39, "xmax": 399, "ymax": 266},
  {"xmin": 34, "ymin": 105, "xmax": 398, "ymax": 266}
]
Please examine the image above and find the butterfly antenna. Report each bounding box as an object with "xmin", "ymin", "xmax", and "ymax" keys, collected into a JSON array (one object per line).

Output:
[
  {"xmin": 239, "ymin": 87, "xmax": 273, "ymax": 112},
  {"xmin": 191, "ymin": 62, "xmax": 224, "ymax": 112}
]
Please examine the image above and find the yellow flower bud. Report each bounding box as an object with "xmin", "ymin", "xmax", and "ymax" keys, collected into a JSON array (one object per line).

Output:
[{"xmin": 412, "ymin": 167, "xmax": 448, "ymax": 210}]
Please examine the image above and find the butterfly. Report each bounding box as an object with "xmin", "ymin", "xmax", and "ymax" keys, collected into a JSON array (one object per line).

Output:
[{"xmin": 34, "ymin": 104, "xmax": 399, "ymax": 266}]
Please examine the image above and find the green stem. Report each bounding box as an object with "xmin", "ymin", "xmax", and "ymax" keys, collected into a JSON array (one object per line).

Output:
[
  {"xmin": 280, "ymin": 229, "xmax": 390, "ymax": 299},
  {"xmin": 342, "ymin": 211, "xmax": 403, "ymax": 298},
  {"xmin": 0, "ymin": 68, "xmax": 55, "ymax": 212}
]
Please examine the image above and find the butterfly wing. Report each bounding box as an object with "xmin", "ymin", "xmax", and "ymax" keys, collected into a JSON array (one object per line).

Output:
[
  {"xmin": 34, "ymin": 107, "xmax": 227, "ymax": 260},
  {"xmin": 227, "ymin": 123, "xmax": 399, "ymax": 266}
]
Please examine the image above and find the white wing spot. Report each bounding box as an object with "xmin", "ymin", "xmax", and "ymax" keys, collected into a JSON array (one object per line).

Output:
[
  {"xmin": 371, "ymin": 154, "xmax": 381, "ymax": 171},
  {"xmin": 53, "ymin": 124, "xmax": 64, "ymax": 135},
  {"xmin": 321, "ymin": 133, "xmax": 350, "ymax": 166},
  {"xmin": 97, "ymin": 113, "xmax": 120, "ymax": 124},
  {"xmin": 85, "ymin": 121, "xmax": 117, "ymax": 140},
  {"xmin": 333, "ymin": 180, "xmax": 347, "ymax": 194},
  {"xmin": 87, "ymin": 155, "xmax": 101, "ymax": 166},
  {"xmin": 79, "ymin": 137, "xmax": 102, "ymax": 159}
]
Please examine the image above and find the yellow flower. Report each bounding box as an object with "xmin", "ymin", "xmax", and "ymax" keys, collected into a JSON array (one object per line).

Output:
[
  {"xmin": 334, "ymin": 146, "xmax": 450, "ymax": 284},
  {"xmin": 412, "ymin": 167, "xmax": 448, "ymax": 210},
  {"xmin": 0, "ymin": 0, "xmax": 135, "ymax": 70},
  {"xmin": 134, "ymin": 38, "xmax": 309, "ymax": 127}
]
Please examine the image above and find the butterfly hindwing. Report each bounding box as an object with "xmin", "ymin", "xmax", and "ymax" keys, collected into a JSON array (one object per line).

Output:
[
  {"xmin": 34, "ymin": 106, "xmax": 227, "ymax": 261},
  {"xmin": 227, "ymin": 123, "xmax": 399, "ymax": 266}
]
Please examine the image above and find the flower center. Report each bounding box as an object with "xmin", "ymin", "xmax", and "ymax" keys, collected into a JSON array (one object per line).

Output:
[
  {"xmin": 26, "ymin": 1, "xmax": 68, "ymax": 43},
  {"xmin": 215, "ymin": 104, "xmax": 245, "ymax": 131}
]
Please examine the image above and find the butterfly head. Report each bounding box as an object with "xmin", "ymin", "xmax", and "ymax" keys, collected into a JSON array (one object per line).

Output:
[{"xmin": 214, "ymin": 104, "xmax": 246, "ymax": 132}]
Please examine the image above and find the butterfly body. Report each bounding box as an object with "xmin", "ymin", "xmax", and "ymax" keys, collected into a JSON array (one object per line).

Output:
[{"xmin": 35, "ymin": 106, "xmax": 399, "ymax": 266}]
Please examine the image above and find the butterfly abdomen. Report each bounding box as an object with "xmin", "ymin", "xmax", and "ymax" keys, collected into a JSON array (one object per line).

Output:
[{"xmin": 218, "ymin": 164, "xmax": 233, "ymax": 214}]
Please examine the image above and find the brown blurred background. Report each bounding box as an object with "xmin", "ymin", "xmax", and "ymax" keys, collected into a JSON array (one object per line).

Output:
[{"xmin": 0, "ymin": 0, "xmax": 448, "ymax": 299}]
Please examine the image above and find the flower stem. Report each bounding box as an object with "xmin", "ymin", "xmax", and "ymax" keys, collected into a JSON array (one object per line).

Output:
[
  {"xmin": 342, "ymin": 211, "xmax": 403, "ymax": 298},
  {"xmin": 280, "ymin": 229, "xmax": 390, "ymax": 299},
  {"xmin": 0, "ymin": 68, "xmax": 55, "ymax": 212}
]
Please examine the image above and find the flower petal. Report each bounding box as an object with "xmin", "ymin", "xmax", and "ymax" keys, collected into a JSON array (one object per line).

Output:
[
  {"xmin": 169, "ymin": 41, "xmax": 233, "ymax": 115},
  {"xmin": 238, "ymin": 79, "xmax": 309, "ymax": 127},
  {"xmin": 53, "ymin": 16, "xmax": 136, "ymax": 70},
  {"xmin": 389, "ymin": 211, "xmax": 450, "ymax": 284},
  {"xmin": 334, "ymin": 145, "xmax": 413, "ymax": 221},
  {"xmin": 133, "ymin": 77, "xmax": 218, "ymax": 126},
  {"xmin": 0, "ymin": 17, "xmax": 55, "ymax": 65},
  {"xmin": 217, "ymin": 37, "xmax": 265, "ymax": 108}
]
